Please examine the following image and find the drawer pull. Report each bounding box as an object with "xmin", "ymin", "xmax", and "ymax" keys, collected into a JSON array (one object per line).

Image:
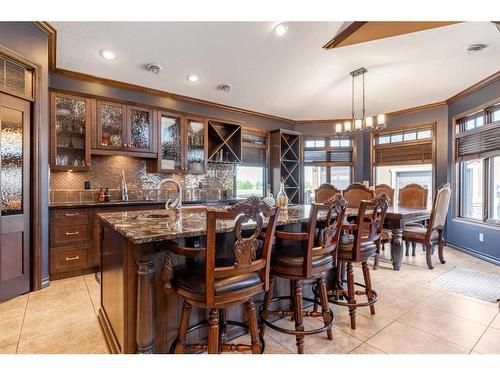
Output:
[
  {"xmin": 65, "ymin": 231, "xmax": 80, "ymax": 236},
  {"xmin": 65, "ymin": 213, "xmax": 79, "ymax": 217},
  {"xmin": 65, "ymin": 256, "xmax": 80, "ymax": 261}
]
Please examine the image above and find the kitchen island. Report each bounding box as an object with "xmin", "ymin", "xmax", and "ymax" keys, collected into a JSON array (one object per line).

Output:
[{"xmin": 97, "ymin": 205, "xmax": 312, "ymax": 354}]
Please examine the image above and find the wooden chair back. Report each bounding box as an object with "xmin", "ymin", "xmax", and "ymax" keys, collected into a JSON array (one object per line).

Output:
[
  {"xmin": 398, "ymin": 183, "xmax": 428, "ymax": 208},
  {"xmin": 343, "ymin": 183, "xmax": 374, "ymax": 208},
  {"xmin": 205, "ymin": 197, "xmax": 280, "ymax": 306},
  {"xmin": 375, "ymin": 184, "xmax": 395, "ymax": 206},
  {"xmin": 275, "ymin": 194, "xmax": 346, "ymax": 278},
  {"xmin": 427, "ymin": 183, "xmax": 452, "ymax": 238},
  {"xmin": 351, "ymin": 194, "xmax": 390, "ymax": 262},
  {"xmin": 314, "ymin": 183, "xmax": 341, "ymax": 203}
]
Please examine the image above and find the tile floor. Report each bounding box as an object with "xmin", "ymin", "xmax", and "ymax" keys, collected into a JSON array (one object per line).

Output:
[{"xmin": 1, "ymin": 245, "xmax": 499, "ymax": 354}]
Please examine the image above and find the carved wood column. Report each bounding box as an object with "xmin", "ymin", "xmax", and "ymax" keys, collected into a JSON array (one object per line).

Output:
[{"xmin": 136, "ymin": 258, "xmax": 156, "ymax": 354}]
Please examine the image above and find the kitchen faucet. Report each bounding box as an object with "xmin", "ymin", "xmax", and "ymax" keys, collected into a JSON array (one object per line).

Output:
[{"xmin": 157, "ymin": 178, "xmax": 182, "ymax": 210}]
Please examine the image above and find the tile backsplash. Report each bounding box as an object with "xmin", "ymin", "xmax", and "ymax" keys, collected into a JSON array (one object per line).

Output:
[{"xmin": 49, "ymin": 155, "xmax": 235, "ymax": 203}]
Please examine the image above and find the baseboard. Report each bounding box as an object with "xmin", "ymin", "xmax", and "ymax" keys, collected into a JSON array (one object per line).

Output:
[{"xmin": 446, "ymin": 242, "xmax": 500, "ymax": 266}]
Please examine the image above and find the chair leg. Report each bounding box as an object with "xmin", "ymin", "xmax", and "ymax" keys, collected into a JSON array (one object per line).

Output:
[
  {"xmin": 425, "ymin": 242, "xmax": 434, "ymax": 269},
  {"xmin": 373, "ymin": 254, "xmax": 379, "ymax": 270},
  {"xmin": 438, "ymin": 233, "xmax": 446, "ymax": 264},
  {"xmin": 316, "ymin": 276, "xmax": 333, "ymax": 340},
  {"xmin": 260, "ymin": 275, "xmax": 274, "ymax": 336},
  {"xmin": 346, "ymin": 262, "xmax": 356, "ymax": 329},
  {"xmin": 373, "ymin": 239, "xmax": 380, "ymax": 270},
  {"xmin": 245, "ymin": 298, "xmax": 261, "ymax": 354},
  {"xmin": 175, "ymin": 300, "xmax": 192, "ymax": 354},
  {"xmin": 219, "ymin": 308, "xmax": 227, "ymax": 344},
  {"xmin": 411, "ymin": 242, "xmax": 417, "ymax": 256},
  {"xmin": 405, "ymin": 241, "xmax": 410, "ymax": 256},
  {"xmin": 293, "ymin": 280, "xmax": 305, "ymax": 354},
  {"xmin": 208, "ymin": 308, "xmax": 219, "ymax": 354},
  {"xmin": 290, "ymin": 280, "xmax": 296, "ymax": 321},
  {"xmin": 362, "ymin": 261, "xmax": 376, "ymax": 315}
]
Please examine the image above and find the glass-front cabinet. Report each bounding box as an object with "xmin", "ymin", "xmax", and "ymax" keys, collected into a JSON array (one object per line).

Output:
[
  {"xmin": 50, "ymin": 92, "xmax": 91, "ymax": 171},
  {"xmin": 186, "ymin": 117, "xmax": 207, "ymax": 174},
  {"xmin": 127, "ymin": 106, "xmax": 154, "ymax": 153}
]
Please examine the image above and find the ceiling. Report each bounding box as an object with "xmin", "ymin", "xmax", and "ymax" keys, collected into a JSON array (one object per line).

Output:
[{"xmin": 52, "ymin": 21, "xmax": 500, "ymax": 121}]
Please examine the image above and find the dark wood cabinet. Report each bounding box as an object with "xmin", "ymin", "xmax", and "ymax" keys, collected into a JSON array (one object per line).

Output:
[
  {"xmin": 185, "ymin": 116, "xmax": 208, "ymax": 174},
  {"xmin": 147, "ymin": 111, "xmax": 185, "ymax": 173},
  {"xmin": 93, "ymin": 101, "xmax": 156, "ymax": 158},
  {"xmin": 50, "ymin": 92, "xmax": 92, "ymax": 171},
  {"xmin": 207, "ymin": 119, "xmax": 242, "ymax": 163}
]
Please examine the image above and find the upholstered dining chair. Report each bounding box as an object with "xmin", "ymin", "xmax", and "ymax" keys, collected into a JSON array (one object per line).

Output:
[
  {"xmin": 343, "ymin": 183, "xmax": 375, "ymax": 209},
  {"xmin": 373, "ymin": 184, "xmax": 395, "ymax": 270},
  {"xmin": 402, "ymin": 183, "xmax": 452, "ymax": 269},
  {"xmin": 398, "ymin": 183, "xmax": 429, "ymax": 256},
  {"xmin": 314, "ymin": 183, "xmax": 341, "ymax": 203}
]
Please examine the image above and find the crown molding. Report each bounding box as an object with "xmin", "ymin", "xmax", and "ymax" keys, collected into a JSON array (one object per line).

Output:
[
  {"xmin": 446, "ymin": 70, "xmax": 500, "ymax": 104},
  {"xmin": 323, "ymin": 22, "xmax": 367, "ymax": 49},
  {"xmin": 386, "ymin": 101, "xmax": 447, "ymax": 117}
]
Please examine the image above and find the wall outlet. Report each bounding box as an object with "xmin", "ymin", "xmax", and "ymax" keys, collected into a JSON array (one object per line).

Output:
[{"xmin": 479, "ymin": 233, "xmax": 484, "ymax": 242}]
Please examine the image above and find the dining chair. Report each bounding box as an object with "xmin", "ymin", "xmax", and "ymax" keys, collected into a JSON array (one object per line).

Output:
[
  {"xmin": 373, "ymin": 184, "xmax": 395, "ymax": 269},
  {"xmin": 402, "ymin": 183, "xmax": 452, "ymax": 269},
  {"xmin": 259, "ymin": 194, "xmax": 347, "ymax": 354},
  {"xmin": 168, "ymin": 197, "xmax": 279, "ymax": 354},
  {"xmin": 314, "ymin": 183, "xmax": 341, "ymax": 203},
  {"xmin": 343, "ymin": 183, "xmax": 375, "ymax": 208},
  {"xmin": 328, "ymin": 194, "xmax": 390, "ymax": 329},
  {"xmin": 398, "ymin": 183, "xmax": 429, "ymax": 256}
]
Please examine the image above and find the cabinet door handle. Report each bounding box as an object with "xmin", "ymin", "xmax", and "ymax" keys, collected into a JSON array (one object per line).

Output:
[
  {"xmin": 65, "ymin": 256, "xmax": 80, "ymax": 261},
  {"xmin": 65, "ymin": 213, "xmax": 79, "ymax": 217},
  {"xmin": 65, "ymin": 231, "xmax": 80, "ymax": 236}
]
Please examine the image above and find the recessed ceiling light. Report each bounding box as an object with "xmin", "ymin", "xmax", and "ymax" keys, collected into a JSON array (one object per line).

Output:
[
  {"xmin": 466, "ymin": 44, "xmax": 488, "ymax": 55},
  {"xmin": 187, "ymin": 74, "xmax": 199, "ymax": 83},
  {"xmin": 100, "ymin": 49, "xmax": 117, "ymax": 60},
  {"xmin": 274, "ymin": 23, "xmax": 288, "ymax": 36}
]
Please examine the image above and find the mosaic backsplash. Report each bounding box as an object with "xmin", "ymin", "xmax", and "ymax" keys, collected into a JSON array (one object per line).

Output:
[{"xmin": 49, "ymin": 155, "xmax": 235, "ymax": 204}]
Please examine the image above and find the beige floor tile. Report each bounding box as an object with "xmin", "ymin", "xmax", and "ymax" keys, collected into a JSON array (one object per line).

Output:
[
  {"xmin": 17, "ymin": 320, "xmax": 108, "ymax": 354},
  {"xmin": 332, "ymin": 309, "xmax": 394, "ymax": 341},
  {"xmin": 349, "ymin": 343, "xmax": 386, "ymax": 354},
  {"xmin": 0, "ymin": 343, "xmax": 18, "ymax": 354},
  {"xmin": 230, "ymin": 333, "xmax": 293, "ymax": 354},
  {"xmin": 366, "ymin": 321, "xmax": 468, "ymax": 354},
  {"xmin": 356, "ymin": 296, "xmax": 418, "ymax": 321},
  {"xmin": 398, "ymin": 305, "xmax": 488, "ymax": 350},
  {"xmin": 20, "ymin": 301, "xmax": 96, "ymax": 341},
  {"xmin": 0, "ymin": 294, "xmax": 28, "ymax": 322},
  {"xmin": 421, "ymin": 290, "xmax": 498, "ymax": 325},
  {"xmin": 473, "ymin": 327, "xmax": 500, "ymax": 354},
  {"xmin": 26, "ymin": 290, "xmax": 92, "ymax": 315},
  {"xmin": 0, "ymin": 316, "xmax": 23, "ymax": 347},
  {"xmin": 490, "ymin": 313, "xmax": 500, "ymax": 330},
  {"xmin": 266, "ymin": 319, "xmax": 362, "ymax": 354}
]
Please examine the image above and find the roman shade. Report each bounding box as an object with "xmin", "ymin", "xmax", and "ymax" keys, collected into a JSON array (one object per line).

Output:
[
  {"xmin": 455, "ymin": 122, "xmax": 500, "ymax": 161},
  {"xmin": 241, "ymin": 145, "xmax": 266, "ymax": 165},
  {"xmin": 374, "ymin": 141, "xmax": 433, "ymax": 166},
  {"xmin": 0, "ymin": 54, "xmax": 34, "ymax": 101}
]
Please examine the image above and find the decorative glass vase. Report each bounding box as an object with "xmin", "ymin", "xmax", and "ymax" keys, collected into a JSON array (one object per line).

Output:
[{"xmin": 275, "ymin": 180, "xmax": 288, "ymax": 209}]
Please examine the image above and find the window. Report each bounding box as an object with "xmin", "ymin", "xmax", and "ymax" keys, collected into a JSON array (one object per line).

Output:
[
  {"xmin": 455, "ymin": 103, "xmax": 500, "ymax": 224},
  {"xmin": 303, "ymin": 136, "xmax": 353, "ymax": 203},
  {"xmin": 236, "ymin": 166, "xmax": 265, "ymax": 199},
  {"xmin": 376, "ymin": 164, "xmax": 433, "ymax": 207},
  {"xmin": 375, "ymin": 128, "xmax": 432, "ymax": 145}
]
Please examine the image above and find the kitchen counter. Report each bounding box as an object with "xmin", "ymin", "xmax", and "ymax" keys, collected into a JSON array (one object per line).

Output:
[
  {"xmin": 49, "ymin": 198, "xmax": 245, "ymax": 209},
  {"xmin": 97, "ymin": 204, "xmax": 311, "ymax": 354},
  {"xmin": 97, "ymin": 204, "xmax": 311, "ymax": 244}
]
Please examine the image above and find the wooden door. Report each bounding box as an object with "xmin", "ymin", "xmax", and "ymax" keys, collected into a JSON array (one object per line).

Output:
[{"xmin": 0, "ymin": 93, "xmax": 30, "ymax": 301}]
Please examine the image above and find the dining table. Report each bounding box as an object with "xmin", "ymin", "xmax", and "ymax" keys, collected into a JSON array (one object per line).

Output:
[{"xmin": 345, "ymin": 205, "xmax": 431, "ymax": 271}]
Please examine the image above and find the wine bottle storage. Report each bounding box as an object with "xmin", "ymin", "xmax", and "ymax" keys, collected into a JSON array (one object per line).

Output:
[{"xmin": 207, "ymin": 120, "xmax": 242, "ymax": 163}]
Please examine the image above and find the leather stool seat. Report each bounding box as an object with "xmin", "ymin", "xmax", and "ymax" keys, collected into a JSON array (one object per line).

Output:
[{"xmin": 337, "ymin": 234, "xmax": 377, "ymax": 261}]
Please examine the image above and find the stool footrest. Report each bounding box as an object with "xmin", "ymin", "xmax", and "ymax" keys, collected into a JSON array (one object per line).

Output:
[{"xmin": 259, "ymin": 295, "xmax": 334, "ymax": 336}]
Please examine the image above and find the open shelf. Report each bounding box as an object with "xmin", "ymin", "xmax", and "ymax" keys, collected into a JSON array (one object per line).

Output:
[{"xmin": 207, "ymin": 120, "xmax": 242, "ymax": 163}]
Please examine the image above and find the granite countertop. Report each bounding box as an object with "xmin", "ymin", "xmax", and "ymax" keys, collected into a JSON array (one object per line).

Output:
[
  {"xmin": 49, "ymin": 198, "xmax": 245, "ymax": 209},
  {"xmin": 98, "ymin": 205, "xmax": 311, "ymax": 244}
]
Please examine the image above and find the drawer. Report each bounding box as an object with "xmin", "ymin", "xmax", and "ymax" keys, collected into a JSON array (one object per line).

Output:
[
  {"xmin": 50, "ymin": 246, "xmax": 89, "ymax": 273},
  {"xmin": 50, "ymin": 223, "xmax": 90, "ymax": 247},
  {"xmin": 50, "ymin": 208, "xmax": 91, "ymax": 225}
]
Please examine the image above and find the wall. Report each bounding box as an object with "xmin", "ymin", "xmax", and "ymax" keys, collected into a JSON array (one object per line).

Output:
[
  {"xmin": 0, "ymin": 22, "xmax": 50, "ymax": 285},
  {"xmin": 446, "ymin": 79, "xmax": 500, "ymax": 264}
]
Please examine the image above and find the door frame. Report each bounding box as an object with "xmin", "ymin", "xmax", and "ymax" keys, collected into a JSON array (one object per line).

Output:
[{"xmin": 0, "ymin": 44, "xmax": 44, "ymax": 291}]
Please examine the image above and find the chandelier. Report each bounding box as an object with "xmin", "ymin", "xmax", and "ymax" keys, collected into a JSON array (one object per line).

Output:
[{"xmin": 334, "ymin": 67, "xmax": 386, "ymax": 136}]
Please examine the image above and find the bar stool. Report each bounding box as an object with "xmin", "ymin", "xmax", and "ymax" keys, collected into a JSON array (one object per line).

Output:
[
  {"xmin": 259, "ymin": 194, "xmax": 346, "ymax": 354},
  {"xmin": 328, "ymin": 194, "xmax": 389, "ymax": 329},
  {"xmin": 167, "ymin": 197, "xmax": 279, "ymax": 354}
]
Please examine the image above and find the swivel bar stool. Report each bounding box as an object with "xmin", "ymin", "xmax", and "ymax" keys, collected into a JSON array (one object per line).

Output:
[
  {"xmin": 259, "ymin": 194, "xmax": 347, "ymax": 354},
  {"xmin": 328, "ymin": 194, "xmax": 389, "ymax": 329},
  {"xmin": 167, "ymin": 197, "xmax": 279, "ymax": 354}
]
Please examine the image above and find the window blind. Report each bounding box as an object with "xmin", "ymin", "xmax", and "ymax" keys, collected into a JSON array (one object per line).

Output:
[
  {"xmin": 455, "ymin": 122, "xmax": 500, "ymax": 161},
  {"xmin": 0, "ymin": 55, "xmax": 34, "ymax": 100},
  {"xmin": 241, "ymin": 145, "xmax": 266, "ymax": 165},
  {"xmin": 374, "ymin": 142, "xmax": 432, "ymax": 165}
]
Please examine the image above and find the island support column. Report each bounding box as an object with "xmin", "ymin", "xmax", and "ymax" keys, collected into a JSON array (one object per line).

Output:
[{"xmin": 136, "ymin": 258, "xmax": 157, "ymax": 353}]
